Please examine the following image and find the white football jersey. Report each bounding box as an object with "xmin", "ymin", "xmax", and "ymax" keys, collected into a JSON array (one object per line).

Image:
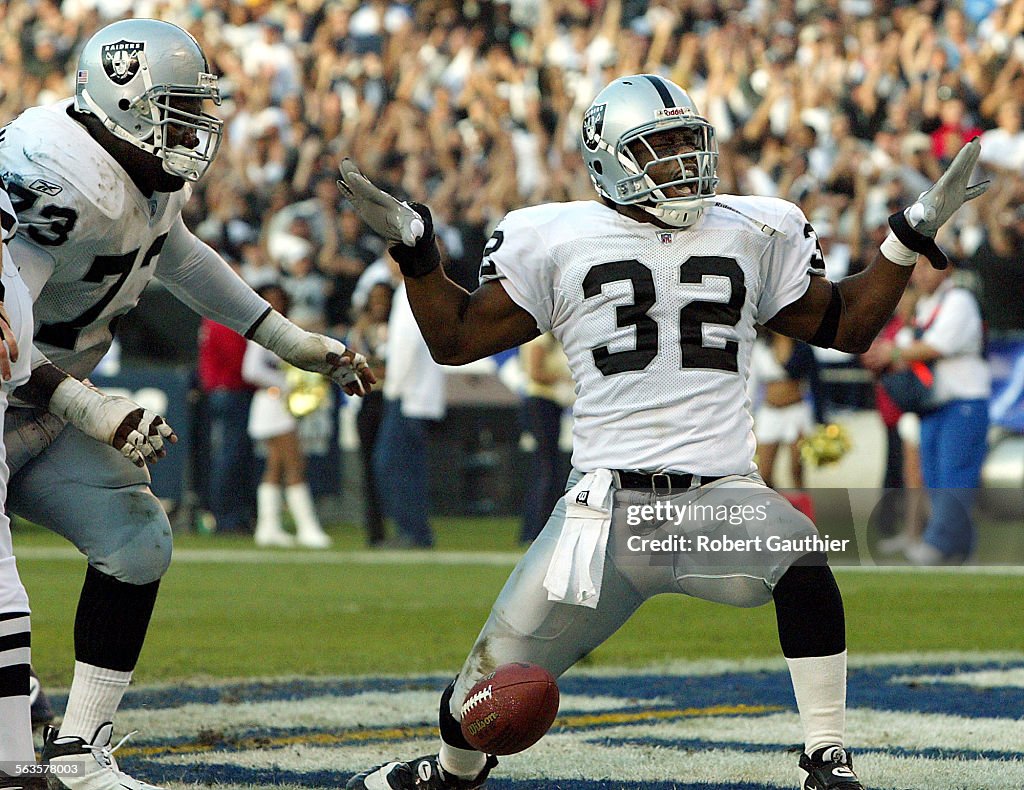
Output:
[
  {"xmin": 480, "ymin": 198, "xmax": 825, "ymax": 476},
  {"xmin": 0, "ymin": 182, "xmax": 33, "ymax": 394},
  {"xmin": 0, "ymin": 100, "xmax": 191, "ymax": 379}
]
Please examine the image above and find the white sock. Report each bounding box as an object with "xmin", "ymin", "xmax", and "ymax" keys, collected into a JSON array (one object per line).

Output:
[
  {"xmin": 786, "ymin": 650, "xmax": 847, "ymax": 756},
  {"xmin": 0, "ymin": 695, "xmax": 34, "ymax": 761},
  {"xmin": 438, "ymin": 742, "xmax": 487, "ymax": 779},
  {"xmin": 59, "ymin": 661, "xmax": 132, "ymax": 742},
  {"xmin": 256, "ymin": 483, "xmax": 284, "ymax": 532},
  {"xmin": 284, "ymin": 484, "xmax": 324, "ymax": 533}
]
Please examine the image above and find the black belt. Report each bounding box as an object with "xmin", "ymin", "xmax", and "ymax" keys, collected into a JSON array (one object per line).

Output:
[{"xmin": 615, "ymin": 470, "xmax": 723, "ymax": 492}]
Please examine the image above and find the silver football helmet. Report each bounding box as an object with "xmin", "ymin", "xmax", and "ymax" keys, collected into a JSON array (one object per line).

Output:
[
  {"xmin": 75, "ymin": 18, "xmax": 223, "ymax": 181},
  {"xmin": 581, "ymin": 74, "xmax": 718, "ymax": 228}
]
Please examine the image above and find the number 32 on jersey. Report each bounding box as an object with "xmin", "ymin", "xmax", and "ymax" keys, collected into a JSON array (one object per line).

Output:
[{"xmin": 582, "ymin": 256, "xmax": 746, "ymax": 375}]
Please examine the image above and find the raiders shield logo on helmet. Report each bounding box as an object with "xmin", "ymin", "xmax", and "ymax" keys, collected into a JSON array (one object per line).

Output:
[
  {"xmin": 582, "ymin": 103, "xmax": 607, "ymax": 151},
  {"xmin": 101, "ymin": 40, "xmax": 144, "ymax": 85}
]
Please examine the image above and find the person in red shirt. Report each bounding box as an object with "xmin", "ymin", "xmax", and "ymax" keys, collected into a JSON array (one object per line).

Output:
[
  {"xmin": 198, "ymin": 317, "xmax": 258, "ymax": 533},
  {"xmin": 862, "ymin": 289, "xmax": 927, "ymax": 557},
  {"xmin": 929, "ymin": 96, "xmax": 982, "ymax": 163}
]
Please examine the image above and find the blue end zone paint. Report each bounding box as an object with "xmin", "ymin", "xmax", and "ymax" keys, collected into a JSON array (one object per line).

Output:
[
  {"xmin": 605, "ymin": 737, "xmax": 1024, "ymax": 764},
  {"xmin": 99, "ymin": 660, "xmax": 1024, "ymax": 719},
  {"xmin": 87, "ymin": 659, "xmax": 1024, "ymax": 788},
  {"xmin": 564, "ymin": 663, "xmax": 1024, "ymax": 720}
]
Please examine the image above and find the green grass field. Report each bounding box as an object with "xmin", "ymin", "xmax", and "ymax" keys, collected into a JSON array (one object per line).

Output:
[{"xmin": 14, "ymin": 516, "xmax": 1024, "ymax": 687}]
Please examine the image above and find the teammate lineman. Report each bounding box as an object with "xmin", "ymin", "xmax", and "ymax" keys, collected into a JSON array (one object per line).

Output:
[
  {"xmin": 339, "ymin": 74, "xmax": 986, "ymax": 790},
  {"xmin": 0, "ymin": 19, "xmax": 373, "ymax": 790}
]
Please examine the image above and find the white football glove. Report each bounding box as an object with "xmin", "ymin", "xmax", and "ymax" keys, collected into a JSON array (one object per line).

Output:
[
  {"xmin": 49, "ymin": 377, "xmax": 176, "ymax": 467},
  {"xmin": 886, "ymin": 138, "xmax": 990, "ymax": 268},
  {"xmin": 250, "ymin": 310, "xmax": 375, "ymax": 396},
  {"xmin": 337, "ymin": 159, "xmax": 425, "ymax": 246}
]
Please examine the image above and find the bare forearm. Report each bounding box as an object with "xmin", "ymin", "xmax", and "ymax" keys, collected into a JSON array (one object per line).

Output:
[
  {"xmin": 404, "ymin": 268, "xmax": 475, "ymax": 364},
  {"xmin": 404, "ymin": 271, "xmax": 540, "ymax": 365},
  {"xmin": 833, "ymin": 254, "xmax": 914, "ymax": 353}
]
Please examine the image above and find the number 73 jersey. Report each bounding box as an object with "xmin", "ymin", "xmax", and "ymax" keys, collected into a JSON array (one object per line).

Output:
[
  {"xmin": 0, "ymin": 100, "xmax": 189, "ymax": 379},
  {"xmin": 480, "ymin": 198, "xmax": 825, "ymax": 476}
]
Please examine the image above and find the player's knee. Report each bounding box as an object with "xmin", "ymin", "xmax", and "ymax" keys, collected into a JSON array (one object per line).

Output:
[
  {"xmin": 677, "ymin": 574, "xmax": 774, "ymax": 608},
  {"xmin": 97, "ymin": 492, "xmax": 173, "ymax": 585}
]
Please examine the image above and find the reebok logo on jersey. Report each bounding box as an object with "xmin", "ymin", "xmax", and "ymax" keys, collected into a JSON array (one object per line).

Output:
[
  {"xmin": 658, "ymin": 231, "xmax": 674, "ymax": 243},
  {"xmin": 101, "ymin": 40, "xmax": 144, "ymax": 85},
  {"xmin": 28, "ymin": 179, "xmax": 62, "ymax": 196},
  {"xmin": 582, "ymin": 103, "xmax": 606, "ymax": 151}
]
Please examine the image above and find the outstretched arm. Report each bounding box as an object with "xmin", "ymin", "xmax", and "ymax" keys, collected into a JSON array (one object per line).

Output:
[
  {"xmin": 156, "ymin": 217, "xmax": 374, "ymax": 396},
  {"xmin": 767, "ymin": 256, "xmax": 913, "ymax": 354},
  {"xmin": 337, "ymin": 160, "xmax": 539, "ymax": 365},
  {"xmin": 768, "ymin": 139, "xmax": 988, "ymax": 353},
  {"xmin": 403, "ymin": 268, "xmax": 540, "ymax": 365}
]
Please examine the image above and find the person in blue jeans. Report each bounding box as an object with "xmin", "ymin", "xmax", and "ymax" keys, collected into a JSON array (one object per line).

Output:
[
  {"xmin": 518, "ymin": 333, "xmax": 574, "ymax": 543},
  {"xmin": 198, "ymin": 317, "xmax": 257, "ymax": 534},
  {"xmin": 866, "ymin": 262, "xmax": 990, "ymax": 563},
  {"xmin": 373, "ymin": 277, "xmax": 446, "ymax": 548}
]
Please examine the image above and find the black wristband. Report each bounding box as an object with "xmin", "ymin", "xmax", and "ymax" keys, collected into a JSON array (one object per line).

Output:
[
  {"xmin": 888, "ymin": 210, "xmax": 948, "ymax": 270},
  {"xmin": 390, "ymin": 201, "xmax": 441, "ymax": 278}
]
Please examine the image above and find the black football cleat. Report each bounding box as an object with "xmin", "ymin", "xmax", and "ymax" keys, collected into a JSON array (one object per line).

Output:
[
  {"xmin": 799, "ymin": 746, "xmax": 865, "ymax": 790},
  {"xmin": 0, "ymin": 774, "xmax": 47, "ymax": 790},
  {"xmin": 346, "ymin": 754, "xmax": 497, "ymax": 790}
]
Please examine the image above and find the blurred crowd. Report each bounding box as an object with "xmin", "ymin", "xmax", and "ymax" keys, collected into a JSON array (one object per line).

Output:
[{"xmin": 3, "ymin": 0, "xmax": 1023, "ymax": 342}]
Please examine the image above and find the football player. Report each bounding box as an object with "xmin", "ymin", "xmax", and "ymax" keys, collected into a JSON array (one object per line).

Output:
[
  {"xmin": 339, "ymin": 74, "xmax": 986, "ymax": 790},
  {"xmin": 0, "ymin": 18, "xmax": 373, "ymax": 790},
  {"xmin": 1, "ymin": 175, "xmax": 161, "ymax": 785},
  {"xmin": 0, "ymin": 177, "xmax": 43, "ymax": 789}
]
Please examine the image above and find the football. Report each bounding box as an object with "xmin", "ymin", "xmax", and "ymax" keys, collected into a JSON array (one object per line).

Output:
[{"xmin": 459, "ymin": 662, "xmax": 560, "ymax": 755}]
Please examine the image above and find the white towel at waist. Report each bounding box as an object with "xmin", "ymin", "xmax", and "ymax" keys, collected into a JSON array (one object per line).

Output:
[{"xmin": 542, "ymin": 469, "xmax": 614, "ymax": 609}]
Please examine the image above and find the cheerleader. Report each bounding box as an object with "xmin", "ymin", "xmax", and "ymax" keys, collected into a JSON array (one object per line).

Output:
[{"xmin": 243, "ymin": 283, "xmax": 332, "ymax": 548}]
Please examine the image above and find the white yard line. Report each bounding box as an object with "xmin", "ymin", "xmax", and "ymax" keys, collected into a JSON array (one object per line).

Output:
[{"xmin": 13, "ymin": 544, "xmax": 1024, "ymax": 572}]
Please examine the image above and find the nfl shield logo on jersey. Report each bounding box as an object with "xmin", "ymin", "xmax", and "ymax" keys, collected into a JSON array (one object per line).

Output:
[
  {"xmin": 101, "ymin": 40, "xmax": 144, "ymax": 85},
  {"xmin": 582, "ymin": 103, "xmax": 606, "ymax": 151}
]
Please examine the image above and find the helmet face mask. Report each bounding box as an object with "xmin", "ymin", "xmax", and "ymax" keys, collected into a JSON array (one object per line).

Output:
[
  {"xmin": 582, "ymin": 75, "xmax": 719, "ymax": 228},
  {"xmin": 75, "ymin": 19, "xmax": 223, "ymax": 182}
]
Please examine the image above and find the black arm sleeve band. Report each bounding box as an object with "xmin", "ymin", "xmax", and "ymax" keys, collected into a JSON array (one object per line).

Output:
[
  {"xmin": 244, "ymin": 306, "xmax": 273, "ymax": 339},
  {"xmin": 888, "ymin": 210, "xmax": 947, "ymax": 270},
  {"xmin": 389, "ymin": 201, "xmax": 442, "ymax": 278},
  {"xmin": 808, "ymin": 280, "xmax": 842, "ymax": 349}
]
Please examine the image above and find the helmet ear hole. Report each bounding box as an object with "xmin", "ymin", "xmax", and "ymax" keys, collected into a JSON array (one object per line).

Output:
[
  {"xmin": 118, "ymin": 99, "xmax": 131, "ymax": 111},
  {"xmin": 592, "ymin": 161, "xmax": 603, "ymax": 175}
]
